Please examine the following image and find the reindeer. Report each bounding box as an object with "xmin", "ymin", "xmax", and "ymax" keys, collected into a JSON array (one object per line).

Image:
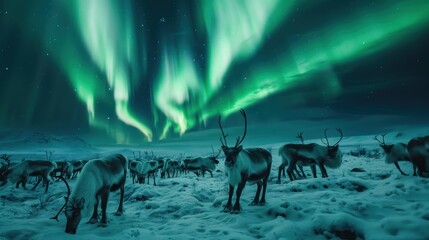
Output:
[
  {"xmin": 374, "ymin": 133, "xmax": 415, "ymax": 176},
  {"xmin": 162, "ymin": 159, "xmax": 181, "ymax": 178},
  {"xmin": 0, "ymin": 154, "xmax": 57, "ymax": 193},
  {"xmin": 183, "ymin": 149, "xmax": 221, "ymax": 177},
  {"xmin": 63, "ymin": 154, "xmax": 127, "ymax": 234},
  {"xmin": 51, "ymin": 161, "xmax": 72, "ymax": 179},
  {"xmin": 129, "ymin": 160, "xmax": 142, "ymax": 183},
  {"xmin": 407, "ymin": 135, "xmax": 429, "ymax": 177},
  {"xmin": 278, "ymin": 129, "xmax": 343, "ymax": 182},
  {"xmin": 278, "ymin": 132, "xmax": 312, "ymax": 181},
  {"xmin": 219, "ymin": 109, "xmax": 272, "ymax": 213},
  {"xmin": 139, "ymin": 160, "xmax": 159, "ymax": 185}
]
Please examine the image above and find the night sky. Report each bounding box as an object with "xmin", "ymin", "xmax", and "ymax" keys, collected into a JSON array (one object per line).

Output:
[{"xmin": 0, "ymin": 0, "xmax": 428, "ymax": 144}]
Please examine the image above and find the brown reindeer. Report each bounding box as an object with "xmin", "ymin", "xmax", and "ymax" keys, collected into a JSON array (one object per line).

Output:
[
  {"xmin": 0, "ymin": 154, "xmax": 57, "ymax": 193},
  {"xmin": 278, "ymin": 129, "xmax": 343, "ymax": 182}
]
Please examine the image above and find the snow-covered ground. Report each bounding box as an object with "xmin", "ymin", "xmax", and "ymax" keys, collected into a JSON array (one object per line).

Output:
[{"xmin": 1, "ymin": 131, "xmax": 429, "ymax": 240}]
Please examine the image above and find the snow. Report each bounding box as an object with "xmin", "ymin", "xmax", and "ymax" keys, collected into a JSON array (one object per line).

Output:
[{"xmin": 1, "ymin": 131, "xmax": 429, "ymax": 239}]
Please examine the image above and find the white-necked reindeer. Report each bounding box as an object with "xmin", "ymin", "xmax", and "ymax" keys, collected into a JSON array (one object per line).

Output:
[
  {"xmin": 139, "ymin": 160, "xmax": 159, "ymax": 185},
  {"xmin": 278, "ymin": 129, "xmax": 343, "ymax": 182},
  {"xmin": 162, "ymin": 159, "xmax": 181, "ymax": 178},
  {"xmin": 374, "ymin": 133, "xmax": 415, "ymax": 176},
  {"xmin": 0, "ymin": 154, "xmax": 57, "ymax": 193},
  {"xmin": 64, "ymin": 154, "xmax": 127, "ymax": 234},
  {"xmin": 407, "ymin": 135, "xmax": 429, "ymax": 177},
  {"xmin": 129, "ymin": 160, "xmax": 142, "ymax": 184},
  {"xmin": 219, "ymin": 109, "xmax": 272, "ymax": 214}
]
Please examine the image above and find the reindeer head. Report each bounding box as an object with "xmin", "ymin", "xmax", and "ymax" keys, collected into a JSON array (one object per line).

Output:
[
  {"xmin": 321, "ymin": 129, "xmax": 343, "ymax": 159},
  {"xmin": 65, "ymin": 197, "xmax": 85, "ymax": 234},
  {"xmin": 209, "ymin": 146, "xmax": 221, "ymax": 164},
  {"xmin": 219, "ymin": 109, "xmax": 247, "ymax": 168},
  {"xmin": 373, "ymin": 133, "xmax": 394, "ymax": 153}
]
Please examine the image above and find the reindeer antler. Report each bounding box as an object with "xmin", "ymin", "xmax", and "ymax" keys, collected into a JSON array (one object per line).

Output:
[
  {"xmin": 50, "ymin": 175, "xmax": 71, "ymax": 222},
  {"xmin": 296, "ymin": 132, "xmax": 304, "ymax": 144},
  {"xmin": 234, "ymin": 109, "xmax": 247, "ymax": 148},
  {"xmin": 45, "ymin": 151, "xmax": 54, "ymax": 161},
  {"xmin": 332, "ymin": 128, "xmax": 343, "ymax": 146},
  {"xmin": 321, "ymin": 129, "xmax": 343, "ymax": 147},
  {"xmin": 218, "ymin": 116, "xmax": 229, "ymax": 146},
  {"xmin": 373, "ymin": 133, "xmax": 388, "ymax": 145},
  {"xmin": 321, "ymin": 129, "xmax": 329, "ymax": 146}
]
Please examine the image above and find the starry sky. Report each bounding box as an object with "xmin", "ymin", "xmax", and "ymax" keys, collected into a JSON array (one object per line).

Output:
[{"xmin": 0, "ymin": 0, "xmax": 428, "ymax": 144}]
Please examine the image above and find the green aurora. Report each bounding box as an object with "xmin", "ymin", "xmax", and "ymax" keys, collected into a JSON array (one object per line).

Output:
[{"xmin": 1, "ymin": 0, "xmax": 428, "ymax": 144}]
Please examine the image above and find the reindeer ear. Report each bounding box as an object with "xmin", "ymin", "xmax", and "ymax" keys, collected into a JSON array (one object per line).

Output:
[
  {"xmin": 237, "ymin": 145, "xmax": 243, "ymax": 151},
  {"xmin": 221, "ymin": 145, "xmax": 228, "ymax": 152}
]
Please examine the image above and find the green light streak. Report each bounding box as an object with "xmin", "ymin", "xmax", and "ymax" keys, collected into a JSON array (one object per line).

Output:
[
  {"xmin": 155, "ymin": 45, "xmax": 202, "ymax": 136},
  {"xmin": 200, "ymin": 1, "xmax": 429, "ymax": 118},
  {"xmin": 74, "ymin": 0, "xmax": 152, "ymax": 141},
  {"xmin": 201, "ymin": 0, "xmax": 294, "ymax": 90}
]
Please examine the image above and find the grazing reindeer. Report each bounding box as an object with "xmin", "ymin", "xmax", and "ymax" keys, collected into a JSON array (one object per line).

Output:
[
  {"xmin": 69, "ymin": 160, "xmax": 85, "ymax": 179},
  {"xmin": 64, "ymin": 154, "xmax": 127, "ymax": 234},
  {"xmin": 51, "ymin": 161, "xmax": 72, "ymax": 179},
  {"xmin": 278, "ymin": 132, "xmax": 316, "ymax": 183},
  {"xmin": 407, "ymin": 135, "xmax": 429, "ymax": 177},
  {"xmin": 374, "ymin": 133, "xmax": 415, "ymax": 176},
  {"xmin": 278, "ymin": 129, "xmax": 343, "ymax": 182},
  {"xmin": 219, "ymin": 109, "xmax": 272, "ymax": 213},
  {"xmin": 0, "ymin": 155, "xmax": 57, "ymax": 193},
  {"xmin": 183, "ymin": 149, "xmax": 221, "ymax": 177}
]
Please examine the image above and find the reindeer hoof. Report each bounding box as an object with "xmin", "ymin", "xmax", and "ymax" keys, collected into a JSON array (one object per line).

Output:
[
  {"xmin": 114, "ymin": 211, "xmax": 123, "ymax": 216},
  {"xmin": 87, "ymin": 218, "xmax": 99, "ymax": 224},
  {"xmin": 249, "ymin": 201, "xmax": 259, "ymax": 206},
  {"xmin": 98, "ymin": 223, "xmax": 108, "ymax": 228},
  {"xmin": 231, "ymin": 209, "xmax": 240, "ymax": 214},
  {"xmin": 222, "ymin": 206, "xmax": 232, "ymax": 213}
]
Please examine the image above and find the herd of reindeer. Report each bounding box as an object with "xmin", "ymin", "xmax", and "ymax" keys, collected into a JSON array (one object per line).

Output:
[{"xmin": 0, "ymin": 109, "xmax": 428, "ymax": 234}]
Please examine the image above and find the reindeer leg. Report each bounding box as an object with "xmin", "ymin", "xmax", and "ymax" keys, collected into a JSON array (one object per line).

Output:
[
  {"xmin": 413, "ymin": 164, "xmax": 417, "ymax": 176},
  {"xmin": 310, "ymin": 165, "xmax": 317, "ymax": 178},
  {"xmin": 99, "ymin": 191, "xmax": 109, "ymax": 227},
  {"xmin": 299, "ymin": 166, "xmax": 306, "ymax": 178},
  {"xmin": 32, "ymin": 176, "xmax": 42, "ymax": 190},
  {"xmin": 208, "ymin": 170, "xmax": 213, "ymax": 178},
  {"xmin": 318, "ymin": 163, "xmax": 328, "ymax": 178},
  {"xmin": 232, "ymin": 180, "xmax": 246, "ymax": 214},
  {"xmin": 250, "ymin": 181, "xmax": 262, "ymax": 206},
  {"xmin": 87, "ymin": 200, "xmax": 99, "ymax": 224},
  {"xmin": 277, "ymin": 165, "xmax": 284, "ymax": 184},
  {"xmin": 42, "ymin": 174, "xmax": 50, "ymax": 193},
  {"xmin": 287, "ymin": 159, "xmax": 297, "ymax": 181},
  {"xmin": 115, "ymin": 184, "xmax": 125, "ymax": 216},
  {"xmin": 259, "ymin": 170, "xmax": 270, "ymax": 205},
  {"xmin": 223, "ymin": 184, "xmax": 234, "ymax": 213},
  {"xmin": 394, "ymin": 162, "xmax": 409, "ymax": 176}
]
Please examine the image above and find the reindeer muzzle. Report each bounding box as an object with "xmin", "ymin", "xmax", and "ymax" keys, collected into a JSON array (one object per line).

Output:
[{"xmin": 65, "ymin": 220, "xmax": 79, "ymax": 234}]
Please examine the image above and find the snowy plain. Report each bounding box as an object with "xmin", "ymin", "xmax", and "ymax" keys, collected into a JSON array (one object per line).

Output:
[{"xmin": 1, "ymin": 127, "xmax": 429, "ymax": 240}]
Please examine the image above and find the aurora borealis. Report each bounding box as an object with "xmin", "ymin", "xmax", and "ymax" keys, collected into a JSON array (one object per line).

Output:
[{"xmin": 1, "ymin": 0, "xmax": 429, "ymax": 144}]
